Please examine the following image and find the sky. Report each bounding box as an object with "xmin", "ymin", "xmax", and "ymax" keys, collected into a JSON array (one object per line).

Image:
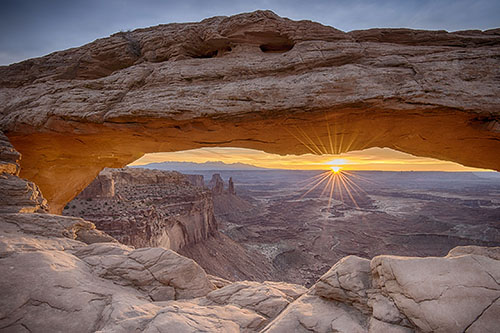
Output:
[
  {"xmin": 129, "ymin": 147, "xmax": 491, "ymax": 172},
  {"xmin": 1, "ymin": 0, "xmax": 500, "ymax": 65}
]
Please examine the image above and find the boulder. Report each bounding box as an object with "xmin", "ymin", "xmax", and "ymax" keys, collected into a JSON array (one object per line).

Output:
[
  {"xmin": 315, "ymin": 255, "xmax": 372, "ymax": 313},
  {"xmin": 76, "ymin": 244, "xmax": 216, "ymax": 301},
  {"xmin": 206, "ymin": 280, "xmax": 306, "ymax": 320},
  {"xmin": 371, "ymin": 252, "xmax": 500, "ymax": 332}
]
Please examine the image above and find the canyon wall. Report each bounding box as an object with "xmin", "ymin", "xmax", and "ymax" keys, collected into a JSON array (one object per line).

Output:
[
  {"xmin": 64, "ymin": 167, "xmax": 217, "ymax": 251},
  {"xmin": 0, "ymin": 11, "xmax": 499, "ymax": 213}
]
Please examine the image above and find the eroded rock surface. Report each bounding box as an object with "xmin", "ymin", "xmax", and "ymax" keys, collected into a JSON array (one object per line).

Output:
[
  {"xmin": 0, "ymin": 11, "xmax": 499, "ymax": 212},
  {"xmin": 0, "ymin": 132, "xmax": 47, "ymax": 214},
  {"xmin": 0, "ymin": 213, "xmax": 271, "ymax": 332},
  {"xmin": 371, "ymin": 248, "xmax": 500, "ymax": 332},
  {"xmin": 1, "ymin": 10, "xmax": 500, "ymax": 329},
  {"xmin": 315, "ymin": 255, "xmax": 372, "ymax": 314},
  {"xmin": 64, "ymin": 167, "xmax": 217, "ymax": 251},
  {"xmin": 0, "ymin": 133, "xmax": 277, "ymax": 332},
  {"xmin": 75, "ymin": 243, "xmax": 215, "ymax": 301},
  {"xmin": 205, "ymin": 280, "xmax": 307, "ymax": 320}
]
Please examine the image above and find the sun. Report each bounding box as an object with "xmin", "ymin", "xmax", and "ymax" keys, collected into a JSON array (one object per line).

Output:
[
  {"xmin": 330, "ymin": 166, "xmax": 342, "ymax": 173},
  {"xmin": 326, "ymin": 158, "xmax": 346, "ymax": 174}
]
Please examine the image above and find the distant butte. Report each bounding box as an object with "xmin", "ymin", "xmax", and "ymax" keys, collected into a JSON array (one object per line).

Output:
[{"xmin": 0, "ymin": 10, "xmax": 499, "ymax": 214}]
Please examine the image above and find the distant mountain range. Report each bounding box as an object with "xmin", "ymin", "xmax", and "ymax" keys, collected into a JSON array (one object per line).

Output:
[
  {"xmin": 130, "ymin": 161, "xmax": 269, "ymax": 171},
  {"xmin": 129, "ymin": 161, "xmax": 500, "ymax": 177}
]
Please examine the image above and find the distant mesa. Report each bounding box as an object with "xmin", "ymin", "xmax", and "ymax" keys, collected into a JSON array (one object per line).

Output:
[
  {"xmin": 207, "ymin": 173, "xmax": 236, "ymax": 196},
  {"xmin": 130, "ymin": 161, "xmax": 268, "ymax": 171},
  {"xmin": 208, "ymin": 173, "xmax": 224, "ymax": 195}
]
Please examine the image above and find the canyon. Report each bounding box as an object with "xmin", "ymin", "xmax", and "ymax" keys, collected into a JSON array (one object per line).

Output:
[
  {"xmin": 1, "ymin": 10, "xmax": 500, "ymax": 332},
  {"xmin": 66, "ymin": 166, "xmax": 500, "ymax": 287},
  {"xmin": 63, "ymin": 167, "xmax": 275, "ymax": 282},
  {"xmin": 200, "ymin": 169, "xmax": 500, "ymax": 286}
]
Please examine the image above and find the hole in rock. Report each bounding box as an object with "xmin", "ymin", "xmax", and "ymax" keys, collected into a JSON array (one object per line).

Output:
[
  {"xmin": 250, "ymin": 32, "xmax": 295, "ymax": 53},
  {"xmin": 63, "ymin": 146, "xmax": 500, "ymax": 287},
  {"xmin": 259, "ymin": 42, "xmax": 294, "ymax": 53},
  {"xmin": 194, "ymin": 50, "xmax": 219, "ymax": 59},
  {"xmin": 192, "ymin": 46, "xmax": 233, "ymax": 59}
]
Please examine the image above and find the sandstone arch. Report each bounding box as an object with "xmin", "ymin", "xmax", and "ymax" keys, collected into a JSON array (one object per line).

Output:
[{"xmin": 1, "ymin": 11, "xmax": 499, "ymax": 213}]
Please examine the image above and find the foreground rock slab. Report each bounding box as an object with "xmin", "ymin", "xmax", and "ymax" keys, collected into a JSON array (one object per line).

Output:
[
  {"xmin": 2, "ymin": 210, "xmax": 498, "ymax": 332},
  {"xmin": 0, "ymin": 213, "xmax": 266, "ymax": 332},
  {"xmin": 263, "ymin": 246, "xmax": 500, "ymax": 332}
]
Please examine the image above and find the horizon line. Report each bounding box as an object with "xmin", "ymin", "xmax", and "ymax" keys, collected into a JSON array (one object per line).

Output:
[{"xmin": 129, "ymin": 165, "xmax": 497, "ymax": 173}]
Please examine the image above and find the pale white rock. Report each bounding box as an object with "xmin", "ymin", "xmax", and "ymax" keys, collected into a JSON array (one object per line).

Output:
[
  {"xmin": 315, "ymin": 255, "xmax": 372, "ymax": 313},
  {"xmin": 371, "ymin": 253, "xmax": 500, "ymax": 332},
  {"xmin": 464, "ymin": 297, "xmax": 500, "ymax": 333},
  {"xmin": 262, "ymin": 293, "xmax": 368, "ymax": 333},
  {"xmin": 206, "ymin": 280, "xmax": 305, "ymax": 320},
  {"xmin": 368, "ymin": 318, "xmax": 413, "ymax": 333},
  {"xmin": 0, "ymin": 212, "xmax": 116, "ymax": 245},
  {"xmin": 263, "ymin": 280, "xmax": 308, "ymax": 300},
  {"xmin": 140, "ymin": 300, "xmax": 267, "ymax": 333},
  {"xmin": 447, "ymin": 245, "xmax": 500, "ymax": 260},
  {"xmin": 0, "ymin": 210, "xmax": 263, "ymax": 333},
  {"xmin": 368, "ymin": 294, "xmax": 406, "ymax": 325},
  {"xmin": 76, "ymin": 244, "xmax": 216, "ymax": 301}
]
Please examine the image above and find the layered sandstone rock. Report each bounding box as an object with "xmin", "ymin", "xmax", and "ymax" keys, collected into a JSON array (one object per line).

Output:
[
  {"xmin": 0, "ymin": 11, "xmax": 499, "ymax": 212},
  {"xmin": 75, "ymin": 243, "xmax": 215, "ymax": 301},
  {"xmin": 0, "ymin": 132, "xmax": 48, "ymax": 214},
  {"xmin": 64, "ymin": 167, "xmax": 217, "ymax": 251},
  {"xmin": 4, "ymin": 210, "xmax": 498, "ymax": 332},
  {"xmin": 185, "ymin": 174, "xmax": 205, "ymax": 188},
  {"xmin": 0, "ymin": 212, "xmax": 270, "ymax": 332}
]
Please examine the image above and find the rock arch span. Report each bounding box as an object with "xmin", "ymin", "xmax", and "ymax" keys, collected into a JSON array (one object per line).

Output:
[{"xmin": 1, "ymin": 10, "xmax": 499, "ymax": 213}]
